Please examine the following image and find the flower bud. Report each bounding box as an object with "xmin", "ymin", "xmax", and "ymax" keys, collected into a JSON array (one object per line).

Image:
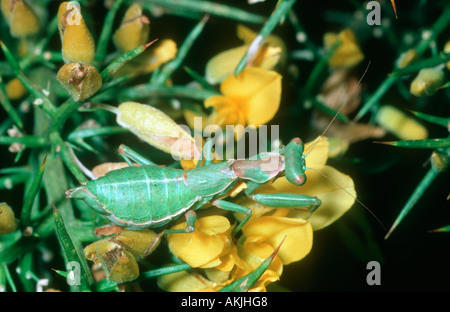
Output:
[
  {"xmin": 0, "ymin": 202, "xmax": 18, "ymax": 235},
  {"xmin": 56, "ymin": 62, "xmax": 102, "ymax": 101},
  {"xmin": 410, "ymin": 67, "xmax": 444, "ymax": 97},
  {"xmin": 431, "ymin": 151, "xmax": 449, "ymax": 172},
  {"xmin": 57, "ymin": 1, "xmax": 95, "ymax": 64},
  {"xmin": 113, "ymin": 229, "xmax": 160, "ymax": 260},
  {"xmin": 395, "ymin": 49, "xmax": 418, "ymax": 69},
  {"xmin": 84, "ymin": 240, "xmax": 139, "ymax": 284},
  {"xmin": 113, "ymin": 4, "xmax": 150, "ymax": 52},
  {"xmin": 5, "ymin": 78, "xmax": 26, "ymax": 100},
  {"xmin": 1, "ymin": 0, "xmax": 39, "ymax": 37},
  {"xmin": 444, "ymin": 41, "xmax": 450, "ymax": 70},
  {"xmin": 116, "ymin": 102, "xmax": 201, "ymax": 161},
  {"xmin": 376, "ymin": 105, "xmax": 428, "ymax": 140}
]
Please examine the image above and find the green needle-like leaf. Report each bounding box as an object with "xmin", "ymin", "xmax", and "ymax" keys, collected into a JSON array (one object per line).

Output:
[
  {"xmin": 95, "ymin": 0, "xmax": 125, "ymax": 64},
  {"xmin": 390, "ymin": 52, "xmax": 450, "ymax": 77},
  {"xmin": 100, "ymin": 39, "xmax": 158, "ymax": 82},
  {"xmin": 0, "ymin": 41, "xmax": 56, "ymax": 116},
  {"xmin": 409, "ymin": 111, "xmax": 450, "ymax": 129},
  {"xmin": 154, "ymin": 16, "xmax": 209, "ymax": 86},
  {"xmin": 385, "ymin": 167, "xmax": 441, "ymax": 239},
  {"xmin": 20, "ymin": 155, "xmax": 47, "ymax": 227},
  {"xmin": 376, "ymin": 138, "xmax": 450, "ymax": 149},
  {"xmin": 138, "ymin": 0, "xmax": 265, "ymax": 24},
  {"xmin": 235, "ymin": 0, "xmax": 297, "ymax": 75},
  {"xmin": 52, "ymin": 202, "xmax": 92, "ymax": 292},
  {"xmin": 0, "ymin": 75, "xmax": 24, "ymax": 129}
]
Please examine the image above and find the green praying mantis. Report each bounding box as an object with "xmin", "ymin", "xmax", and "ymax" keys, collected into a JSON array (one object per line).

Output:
[
  {"xmin": 65, "ymin": 60, "xmax": 385, "ymax": 253},
  {"xmin": 66, "ymin": 137, "xmax": 322, "ymax": 252}
]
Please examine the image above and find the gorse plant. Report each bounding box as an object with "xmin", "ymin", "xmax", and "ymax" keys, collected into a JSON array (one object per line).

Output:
[{"xmin": 0, "ymin": 0, "xmax": 449, "ymax": 292}]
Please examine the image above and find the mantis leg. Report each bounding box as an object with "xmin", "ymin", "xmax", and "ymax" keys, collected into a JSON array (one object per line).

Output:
[
  {"xmin": 248, "ymin": 193, "xmax": 321, "ymax": 215},
  {"xmin": 118, "ymin": 144, "xmax": 157, "ymax": 166},
  {"xmin": 245, "ymin": 180, "xmax": 321, "ymax": 215},
  {"xmin": 196, "ymin": 138, "xmax": 214, "ymax": 168},
  {"xmin": 212, "ymin": 199, "xmax": 252, "ymax": 235},
  {"xmin": 144, "ymin": 210, "xmax": 196, "ymax": 256}
]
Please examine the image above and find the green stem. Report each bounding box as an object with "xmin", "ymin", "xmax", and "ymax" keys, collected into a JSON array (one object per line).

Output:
[
  {"xmin": 0, "ymin": 75, "xmax": 24, "ymax": 129},
  {"xmin": 354, "ymin": 6, "xmax": 450, "ymax": 122},
  {"xmin": 0, "ymin": 41, "xmax": 56, "ymax": 116},
  {"xmin": 136, "ymin": 0, "xmax": 265, "ymax": 24},
  {"xmin": 235, "ymin": 0, "xmax": 297, "ymax": 75},
  {"xmin": 95, "ymin": 0, "xmax": 125, "ymax": 65},
  {"xmin": 384, "ymin": 166, "xmax": 441, "ymax": 239},
  {"xmin": 20, "ymin": 156, "xmax": 47, "ymax": 227},
  {"xmin": 354, "ymin": 75, "xmax": 397, "ymax": 121},
  {"xmin": 94, "ymin": 84, "xmax": 219, "ymax": 102},
  {"xmin": 50, "ymin": 132, "xmax": 87, "ymax": 183},
  {"xmin": 0, "ymin": 135, "xmax": 49, "ymax": 148},
  {"xmin": 100, "ymin": 40, "xmax": 157, "ymax": 82},
  {"xmin": 154, "ymin": 16, "xmax": 209, "ymax": 86}
]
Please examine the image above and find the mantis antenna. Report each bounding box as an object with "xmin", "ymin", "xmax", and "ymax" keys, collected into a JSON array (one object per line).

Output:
[
  {"xmin": 304, "ymin": 61, "xmax": 372, "ymax": 158},
  {"xmin": 306, "ymin": 166, "xmax": 387, "ymax": 231},
  {"xmin": 300, "ymin": 61, "xmax": 387, "ymax": 230}
]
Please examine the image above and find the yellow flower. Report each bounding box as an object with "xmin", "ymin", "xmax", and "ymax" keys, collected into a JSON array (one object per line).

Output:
[
  {"xmin": 204, "ymin": 67, "xmax": 282, "ymax": 133},
  {"xmin": 324, "ymin": 28, "xmax": 364, "ymax": 68},
  {"xmin": 167, "ymin": 215, "xmax": 234, "ymax": 270},
  {"xmin": 240, "ymin": 216, "xmax": 313, "ymax": 265},
  {"xmin": 205, "ymin": 24, "xmax": 285, "ymax": 84}
]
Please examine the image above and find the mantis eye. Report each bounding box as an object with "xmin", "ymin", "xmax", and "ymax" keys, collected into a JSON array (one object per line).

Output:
[{"xmin": 284, "ymin": 138, "xmax": 306, "ymax": 186}]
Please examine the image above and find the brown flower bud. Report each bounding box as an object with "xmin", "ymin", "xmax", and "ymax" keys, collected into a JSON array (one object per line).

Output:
[{"xmin": 57, "ymin": 63, "xmax": 102, "ymax": 101}]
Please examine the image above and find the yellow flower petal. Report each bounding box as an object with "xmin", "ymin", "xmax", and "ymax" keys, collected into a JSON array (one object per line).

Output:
[
  {"xmin": 237, "ymin": 24, "xmax": 287, "ymax": 66},
  {"xmin": 324, "ymin": 28, "xmax": 364, "ymax": 68},
  {"xmin": 303, "ymin": 136, "xmax": 329, "ymax": 168},
  {"xmin": 220, "ymin": 67, "xmax": 281, "ymax": 126},
  {"xmin": 168, "ymin": 216, "xmax": 231, "ymax": 268},
  {"xmin": 242, "ymin": 216, "xmax": 313, "ymax": 265},
  {"xmin": 298, "ymin": 166, "xmax": 356, "ymax": 230},
  {"xmin": 157, "ymin": 269, "xmax": 215, "ymax": 292},
  {"xmin": 264, "ymin": 165, "xmax": 355, "ymax": 230},
  {"xmin": 238, "ymin": 238, "xmax": 283, "ymax": 275},
  {"xmin": 205, "ymin": 45, "xmax": 249, "ymax": 85}
]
